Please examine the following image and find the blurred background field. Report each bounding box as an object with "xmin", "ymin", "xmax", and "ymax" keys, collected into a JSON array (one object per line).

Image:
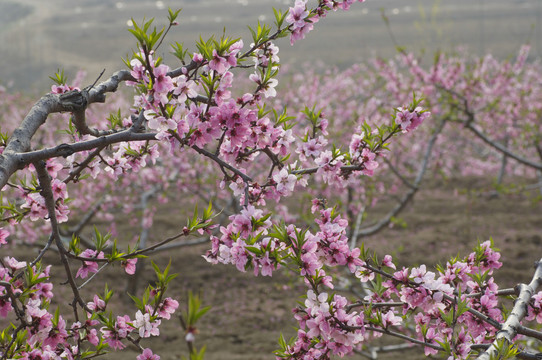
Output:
[{"xmin": 1, "ymin": 0, "xmax": 542, "ymax": 92}]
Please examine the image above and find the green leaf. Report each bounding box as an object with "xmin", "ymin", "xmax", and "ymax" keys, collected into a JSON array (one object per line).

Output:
[
  {"xmin": 273, "ymin": 8, "xmax": 286, "ymax": 28},
  {"xmin": 171, "ymin": 41, "xmax": 188, "ymax": 63},
  {"xmin": 168, "ymin": 8, "xmax": 182, "ymax": 23},
  {"xmin": 49, "ymin": 69, "xmax": 68, "ymax": 85},
  {"xmin": 128, "ymin": 292, "xmax": 145, "ymax": 311}
]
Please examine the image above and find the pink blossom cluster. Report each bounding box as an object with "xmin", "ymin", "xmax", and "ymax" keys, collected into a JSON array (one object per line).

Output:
[
  {"xmin": 0, "ymin": 254, "xmax": 179, "ymax": 358},
  {"xmin": 123, "ymin": 43, "xmax": 312, "ymax": 208},
  {"xmin": 348, "ymin": 132, "xmax": 379, "ymax": 176},
  {"xmin": 395, "ymin": 106, "xmax": 431, "ymax": 133},
  {"xmin": 204, "ymin": 205, "xmax": 280, "ymax": 275},
  {"xmin": 75, "ymin": 248, "xmax": 105, "ymax": 278},
  {"xmin": 20, "ymin": 159, "xmax": 70, "ymax": 223},
  {"xmin": 526, "ymin": 291, "xmax": 542, "ymax": 323},
  {"xmin": 204, "ymin": 192, "xmax": 508, "ymax": 360},
  {"xmin": 285, "ymin": 0, "xmax": 366, "ymax": 45},
  {"xmin": 276, "ymin": 239, "xmax": 505, "ymax": 359},
  {"xmin": 4, "ymin": 1, "xmax": 539, "ymax": 359}
]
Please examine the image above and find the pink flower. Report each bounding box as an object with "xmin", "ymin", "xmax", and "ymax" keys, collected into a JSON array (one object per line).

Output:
[
  {"xmin": 137, "ymin": 348, "xmax": 160, "ymax": 360},
  {"xmin": 153, "ymin": 64, "xmax": 174, "ymax": 94},
  {"xmin": 0, "ymin": 228, "xmax": 8, "ymax": 246},
  {"xmin": 286, "ymin": 0, "xmax": 309, "ymax": 30},
  {"xmin": 423, "ymin": 327, "xmax": 441, "ymax": 356},
  {"xmin": 249, "ymin": 72, "xmax": 278, "ymax": 98},
  {"xmin": 4, "ymin": 256, "xmax": 26, "ymax": 270},
  {"xmin": 45, "ymin": 159, "xmax": 64, "ymax": 178},
  {"xmin": 21, "ymin": 192, "xmax": 48, "ymax": 221},
  {"xmin": 272, "ymin": 168, "xmax": 297, "ymax": 196},
  {"xmin": 382, "ymin": 254, "xmax": 396, "ymax": 270},
  {"xmin": 158, "ymin": 297, "xmax": 179, "ymax": 320},
  {"xmin": 130, "ymin": 58, "xmax": 148, "ymax": 83},
  {"xmin": 298, "ymin": 136, "xmax": 326, "ymax": 161},
  {"xmin": 0, "ymin": 297, "xmax": 13, "ymax": 318},
  {"xmin": 227, "ymin": 40, "xmax": 243, "ymax": 66},
  {"xmin": 146, "ymin": 112, "xmax": 177, "ymax": 133},
  {"xmin": 101, "ymin": 315, "xmax": 133, "ymax": 350},
  {"xmin": 381, "ymin": 310, "xmax": 402, "ymax": 328},
  {"xmin": 395, "ymin": 106, "xmax": 430, "ymax": 133},
  {"xmin": 393, "ymin": 267, "xmax": 410, "ymax": 283},
  {"xmin": 87, "ymin": 295, "xmax": 106, "ymax": 312},
  {"xmin": 173, "ymin": 75, "xmax": 197, "ymax": 103},
  {"xmin": 305, "ymin": 290, "xmax": 329, "ymax": 316},
  {"xmin": 134, "ymin": 310, "xmax": 160, "ymax": 338},
  {"xmin": 51, "ymin": 84, "xmax": 77, "ymax": 94},
  {"xmin": 51, "ymin": 178, "xmax": 68, "ymax": 200},
  {"xmin": 76, "ymin": 249, "xmax": 104, "ymax": 279},
  {"xmin": 192, "ymin": 52, "xmax": 204, "ymax": 62},
  {"xmin": 289, "ymin": 22, "xmax": 314, "ymax": 45},
  {"xmin": 209, "ymin": 50, "xmax": 229, "ymax": 74},
  {"xmin": 345, "ymin": 247, "xmax": 364, "ymax": 273},
  {"xmin": 28, "ymin": 346, "xmax": 58, "ymax": 360},
  {"xmin": 230, "ymin": 239, "xmax": 249, "ymax": 272},
  {"xmin": 43, "ymin": 315, "xmax": 68, "ymax": 348},
  {"xmin": 86, "ymin": 328, "xmax": 100, "ymax": 346},
  {"xmin": 360, "ymin": 148, "xmax": 379, "ymax": 176},
  {"xmin": 121, "ymin": 258, "xmax": 138, "ymax": 275}
]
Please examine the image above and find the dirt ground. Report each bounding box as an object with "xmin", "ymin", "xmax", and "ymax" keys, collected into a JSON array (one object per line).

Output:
[{"xmin": 4, "ymin": 176, "xmax": 541, "ymax": 360}]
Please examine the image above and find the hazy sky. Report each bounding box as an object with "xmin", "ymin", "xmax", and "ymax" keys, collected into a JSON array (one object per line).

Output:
[{"xmin": 1, "ymin": 0, "xmax": 541, "ymax": 92}]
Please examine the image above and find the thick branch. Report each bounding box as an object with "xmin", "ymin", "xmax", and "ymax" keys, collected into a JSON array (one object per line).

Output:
[
  {"xmin": 18, "ymin": 130, "xmax": 156, "ymax": 165},
  {"xmin": 0, "ymin": 70, "xmax": 136, "ymax": 189},
  {"xmin": 476, "ymin": 258, "xmax": 542, "ymax": 360},
  {"xmin": 0, "ymin": 94, "xmax": 66, "ymax": 188}
]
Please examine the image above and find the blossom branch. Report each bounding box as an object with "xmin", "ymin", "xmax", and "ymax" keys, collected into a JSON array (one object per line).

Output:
[
  {"xmin": 357, "ymin": 119, "xmax": 446, "ymax": 237},
  {"xmin": 354, "ymin": 343, "xmax": 414, "ymax": 360},
  {"xmin": 63, "ymin": 145, "xmax": 106, "ymax": 184},
  {"xmin": 476, "ymin": 258, "xmax": 542, "ymax": 360},
  {"xmin": 364, "ymin": 326, "xmax": 445, "ymax": 352},
  {"xmin": 190, "ymin": 144, "xmax": 252, "ymax": 183},
  {"xmin": 440, "ymin": 86, "xmax": 542, "ymax": 171},
  {"xmin": 18, "ymin": 130, "xmax": 156, "ymax": 165},
  {"xmin": 34, "ymin": 161, "xmax": 90, "ymax": 314},
  {"xmin": 464, "ymin": 122, "xmax": 542, "ymax": 171}
]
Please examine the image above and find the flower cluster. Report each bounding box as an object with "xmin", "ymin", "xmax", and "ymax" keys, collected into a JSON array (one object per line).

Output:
[
  {"xmin": 0, "ymin": 252, "xmax": 179, "ymax": 357},
  {"xmin": 395, "ymin": 106, "xmax": 431, "ymax": 133},
  {"xmin": 281, "ymin": 237, "xmax": 505, "ymax": 359},
  {"xmin": 4, "ymin": 1, "xmax": 539, "ymax": 360},
  {"xmin": 285, "ymin": 0, "xmax": 367, "ymax": 45},
  {"xmin": 205, "ymin": 194, "xmax": 508, "ymax": 360},
  {"xmin": 20, "ymin": 160, "xmax": 70, "ymax": 223}
]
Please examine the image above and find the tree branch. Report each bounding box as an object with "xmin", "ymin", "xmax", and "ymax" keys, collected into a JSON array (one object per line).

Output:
[
  {"xmin": 476, "ymin": 258, "xmax": 542, "ymax": 360},
  {"xmin": 34, "ymin": 161, "xmax": 90, "ymax": 314},
  {"xmin": 464, "ymin": 122, "xmax": 542, "ymax": 171},
  {"xmin": 0, "ymin": 70, "xmax": 138, "ymax": 189},
  {"xmin": 357, "ymin": 119, "xmax": 446, "ymax": 237}
]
